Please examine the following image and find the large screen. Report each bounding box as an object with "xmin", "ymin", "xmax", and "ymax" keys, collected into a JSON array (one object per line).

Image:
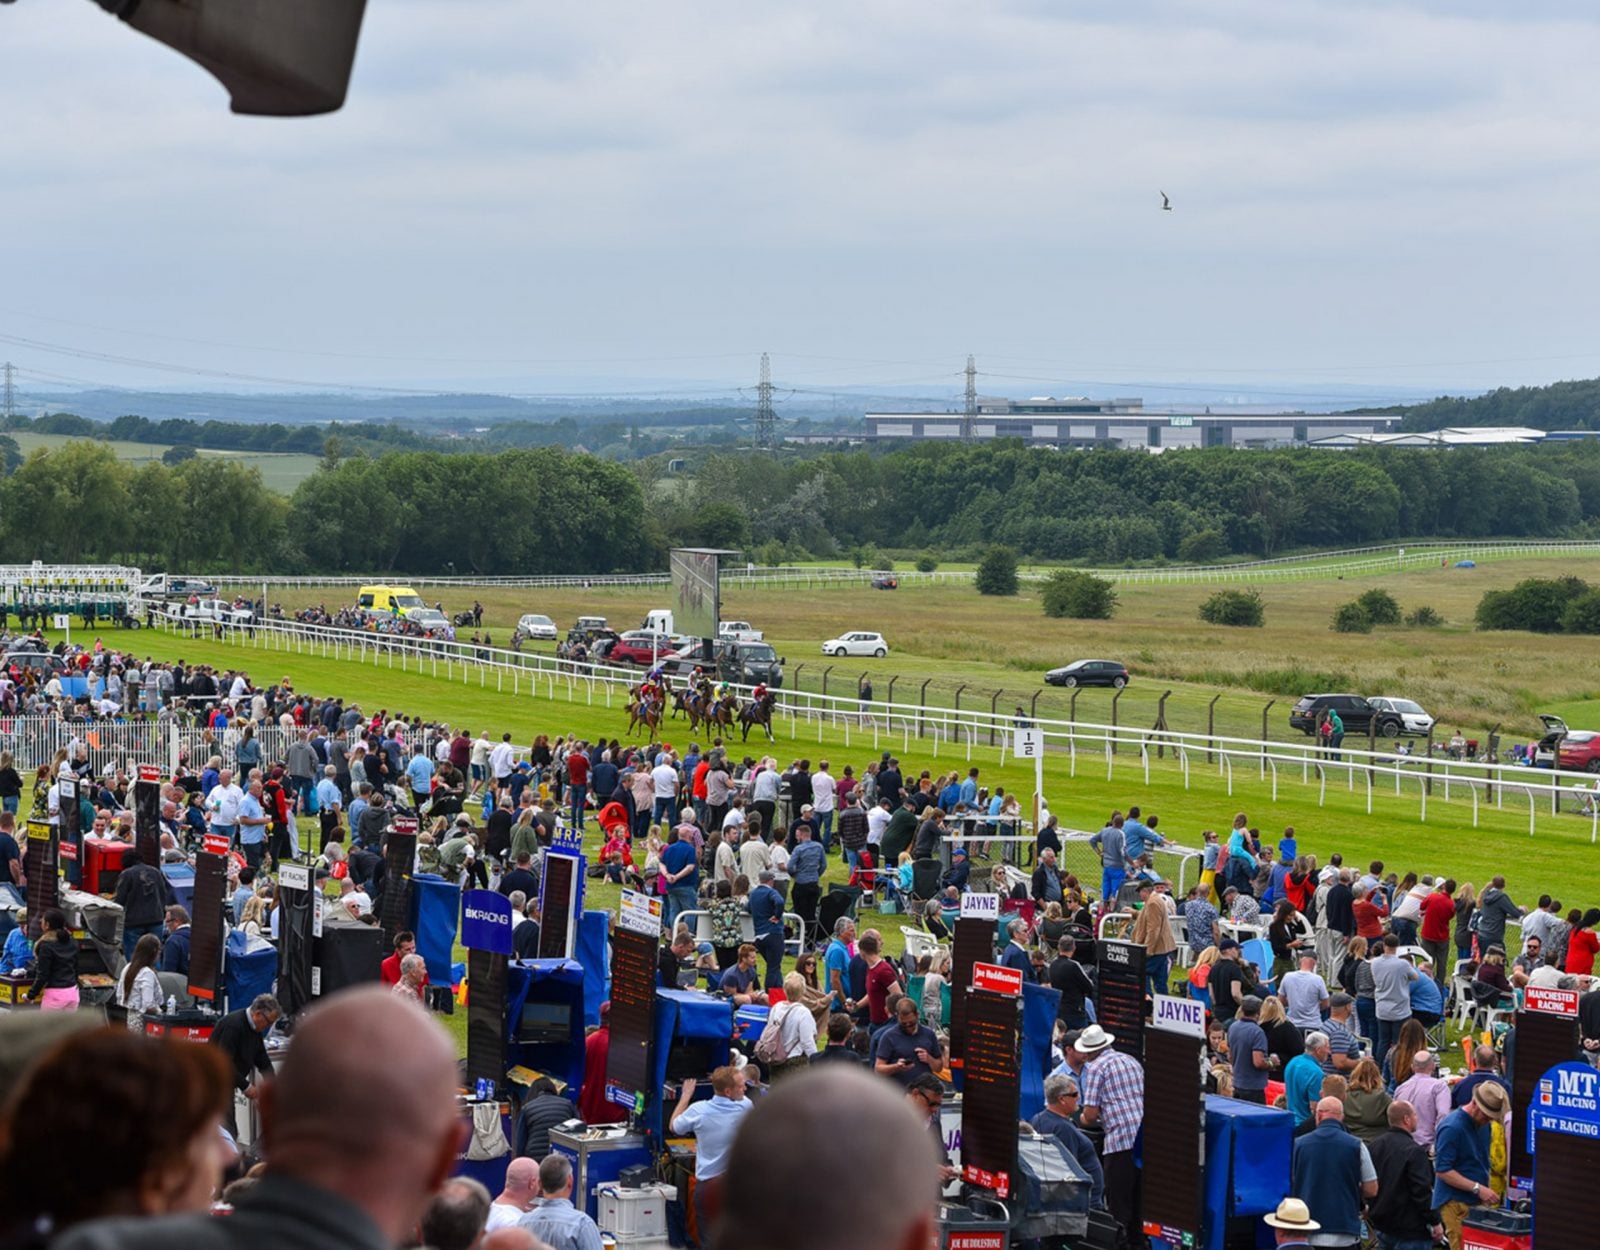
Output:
[
  {"xmin": 961, "ymin": 987, "xmax": 1020, "ymax": 1198},
  {"xmin": 670, "ymin": 548, "xmax": 720, "ymax": 641},
  {"xmin": 606, "ymin": 927, "xmax": 657, "ymax": 1108}
]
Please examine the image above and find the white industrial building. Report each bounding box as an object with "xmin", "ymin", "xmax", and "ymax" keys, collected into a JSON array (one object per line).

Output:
[{"xmin": 863, "ymin": 396, "xmax": 1405, "ymax": 450}]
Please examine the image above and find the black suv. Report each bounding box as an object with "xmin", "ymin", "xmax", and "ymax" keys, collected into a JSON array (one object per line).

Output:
[{"xmin": 1289, "ymin": 693, "xmax": 1404, "ymax": 737}]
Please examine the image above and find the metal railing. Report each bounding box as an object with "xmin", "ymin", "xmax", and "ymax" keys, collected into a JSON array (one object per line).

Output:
[
  {"xmin": 150, "ymin": 610, "xmax": 1600, "ymax": 843},
  {"xmin": 0, "ymin": 714, "xmax": 294, "ymax": 776},
  {"xmin": 199, "ymin": 538, "xmax": 1600, "ymax": 595}
]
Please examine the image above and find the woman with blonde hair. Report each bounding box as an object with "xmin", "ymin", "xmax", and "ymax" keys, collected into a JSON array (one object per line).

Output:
[
  {"xmin": 238, "ymin": 893, "xmax": 270, "ymax": 939},
  {"xmin": 1343, "ymin": 1057, "xmax": 1392, "ymax": 1141},
  {"xmin": 1188, "ymin": 945, "xmax": 1219, "ymax": 991},
  {"xmin": 1257, "ymin": 996, "xmax": 1304, "ymax": 1072}
]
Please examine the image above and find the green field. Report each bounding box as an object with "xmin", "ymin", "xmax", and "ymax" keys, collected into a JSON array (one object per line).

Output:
[
  {"xmin": 98, "ymin": 612, "xmax": 1600, "ymax": 912},
  {"xmin": 10, "ymin": 430, "xmax": 321, "ymax": 494},
  {"xmin": 223, "ymin": 556, "xmax": 1600, "ymax": 746}
]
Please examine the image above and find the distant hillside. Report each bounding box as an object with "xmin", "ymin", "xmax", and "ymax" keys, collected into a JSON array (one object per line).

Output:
[{"xmin": 1372, "ymin": 378, "xmax": 1600, "ymax": 432}]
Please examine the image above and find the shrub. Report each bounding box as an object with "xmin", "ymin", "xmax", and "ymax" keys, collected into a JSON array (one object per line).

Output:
[
  {"xmin": 1561, "ymin": 588, "xmax": 1600, "ymax": 634},
  {"xmin": 1198, "ymin": 588, "xmax": 1265, "ymax": 627},
  {"xmin": 915, "ymin": 555, "xmax": 939, "ymax": 573},
  {"xmin": 1404, "ymin": 605, "xmax": 1444, "ymax": 627},
  {"xmin": 756, "ymin": 540, "xmax": 786, "ymax": 567},
  {"xmin": 1355, "ymin": 588, "xmax": 1401, "ymax": 626},
  {"xmin": 1041, "ymin": 570, "xmax": 1119, "ymax": 620},
  {"xmin": 1332, "ymin": 602, "xmax": 1373, "ymax": 633},
  {"xmin": 1475, "ymin": 576, "xmax": 1589, "ymax": 633},
  {"xmin": 975, "ymin": 546, "xmax": 1020, "ymax": 596},
  {"xmin": 161, "ymin": 444, "xmax": 198, "ymax": 466},
  {"xmin": 1177, "ymin": 529, "xmax": 1229, "ymax": 564}
]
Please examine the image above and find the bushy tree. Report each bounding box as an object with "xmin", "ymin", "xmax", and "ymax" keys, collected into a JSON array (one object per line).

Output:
[
  {"xmin": 161, "ymin": 444, "xmax": 198, "ymax": 466},
  {"xmin": 1355, "ymin": 588, "xmax": 1401, "ymax": 625},
  {"xmin": 1198, "ymin": 589, "xmax": 1265, "ymax": 627},
  {"xmin": 975, "ymin": 545, "xmax": 1020, "ymax": 596},
  {"xmin": 915, "ymin": 555, "xmax": 939, "ymax": 573},
  {"xmin": 1041, "ymin": 570, "xmax": 1118, "ymax": 619},
  {"xmin": 1560, "ymin": 588, "xmax": 1600, "ymax": 634},
  {"xmin": 1404, "ymin": 605, "xmax": 1444, "ymax": 627},
  {"xmin": 1177, "ymin": 529, "xmax": 1228, "ymax": 563},
  {"xmin": 1332, "ymin": 602, "xmax": 1373, "ymax": 633},
  {"xmin": 1475, "ymin": 577, "xmax": 1589, "ymax": 633}
]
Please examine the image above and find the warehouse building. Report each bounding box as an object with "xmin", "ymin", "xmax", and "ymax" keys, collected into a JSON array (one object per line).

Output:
[{"xmin": 863, "ymin": 396, "xmax": 1404, "ymax": 450}]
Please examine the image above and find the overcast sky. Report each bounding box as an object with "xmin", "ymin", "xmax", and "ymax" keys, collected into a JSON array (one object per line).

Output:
[{"xmin": 5, "ymin": 1, "xmax": 1600, "ymax": 402}]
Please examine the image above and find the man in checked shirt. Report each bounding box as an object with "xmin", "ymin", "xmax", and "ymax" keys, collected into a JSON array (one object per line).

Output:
[{"xmin": 1076, "ymin": 1024, "xmax": 1145, "ymax": 1246}]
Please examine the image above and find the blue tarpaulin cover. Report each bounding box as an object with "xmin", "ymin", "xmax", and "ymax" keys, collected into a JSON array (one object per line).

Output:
[
  {"xmin": 1202, "ymin": 1094, "xmax": 1293, "ymax": 1250},
  {"xmin": 576, "ymin": 909, "xmax": 609, "ymax": 1028},
  {"xmin": 410, "ymin": 873, "xmax": 460, "ymax": 985},
  {"xmin": 1019, "ymin": 981, "xmax": 1060, "ymax": 1119},
  {"xmin": 507, "ymin": 958, "xmax": 587, "ymax": 1094},
  {"xmin": 224, "ymin": 928, "xmax": 278, "ymax": 1013},
  {"xmin": 645, "ymin": 988, "xmax": 734, "ymax": 1144}
]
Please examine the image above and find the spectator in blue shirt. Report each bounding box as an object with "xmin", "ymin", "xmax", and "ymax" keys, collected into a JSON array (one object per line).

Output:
[
  {"xmin": 1122, "ymin": 807, "xmax": 1165, "ymax": 865},
  {"xmin": 788, "ymin": 824, "xmax": 827, "ymax": 946},
  {"xmin": 959, "ymin": 768, "xmax": 979, "ymax": 809},
  {"xmin": 237, "ymin": 782, "xmax": 268, "ymax": 871},
  {"xmin": 519, "ymin": 1154, "xmax": 605, "ymax": 1250},
  {"xmin": 405, "ymin": 748, "xmax": 434, "ymax": 807},
  {"xmin": 748, "ymin": 871, "xmax": 786, "ymax": 989},
  {"xmin": 1432, "ymin": 1083, "xmax": 1506, "ymax": 1245},
  {"xmin": 1408, "ymin": 960, "xmax": 1444, "ymax": 1025},
  {"xmin": 824, "ymin": 916, "xmax": 857, "ymax": 1012},
  {"xmin": 659, "ymin": 827, "xmax": 699, "ymax": 934}
]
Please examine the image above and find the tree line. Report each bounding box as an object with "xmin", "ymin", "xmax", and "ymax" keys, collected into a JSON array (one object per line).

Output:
[
  {"xmin": 656, "ymin": 441, "xmax": 1600, "ymax": 562},
  {"xmin": 0, "ymin": 443, "xmax": 653, "ymax": 575},
  {"xmin": 3, "ymin": 437, "xmax": 1599, "ymax": 575}
]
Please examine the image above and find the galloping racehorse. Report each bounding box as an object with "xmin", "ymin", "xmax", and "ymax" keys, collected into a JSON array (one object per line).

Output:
[
  {"xmin": 628, "ymin": 692, "xmax": 663, "ymax": 739},
  {"xmin": 702, "ymin": 693, "xmax": 737, "ymax": 734},
  {"xmin": 739, "ymin": 691, "xmax": 777, "ymax": 742}
]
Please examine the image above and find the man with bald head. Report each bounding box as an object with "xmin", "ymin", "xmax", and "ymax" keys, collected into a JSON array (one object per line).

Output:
[
  {"xmin": 1290, "ymin": 1098, "xmax": 1378, "ymax": 1250},
  {"xmin": 488, "ymin": 1156, "xmax": 540, "ymax": 1231},
  {"xmin": 710, "ymin": 1066, "xmax": 940, "ymax": 1250},
  {"xmin": 55, "ymin": 986, "xmax": 465, "ymax": 1250}
]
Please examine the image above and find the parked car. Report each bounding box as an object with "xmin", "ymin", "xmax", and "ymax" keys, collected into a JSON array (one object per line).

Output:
[
  {"xmin": 665, "ymin": 639, "xmax": 786, "ymax": 688},
  {"xmin": 718, "ymin": 620, "xmax": 764, "ymax": 642},
  {"xmin": 871, "ymin": 576, "xmax": 898, "ymax": 590},
  {"xmin": 3, "ymin": 650, "xmax": 67, "ymax": 677},
  {"xmin": 822, "ymin": 631, "xmax": 888, "ymax": 658},
  {"xmin": 1044, "ymin": 660, "xmax": 1129, "ymax": 689},
  {"xmin": 1557, "ymin": 729, "xmax": 1600, "ymax": 773},
  {"xmin": 516, "ymin": 613, "xmax": 558, "ymax": 641},
  {"xmin": 1526, "ymin": 714, "xmax": 1573, "ymax": 769},
  {"xmin": 406, "ymin": 608, "xmax": 452, "ymax": 633},
  {"xmin": 179, "ymin": 599, "xmax": 254, "ymax": 627},
  {"xmin": 607, "ymin": 631, "xmax": 678, "ymax": 666},
  {"xmin": 1364, "ymin": 696, "xmax": 1435, "ymax": 737},
  {"xmin": 1288, "ymin": 693, "xmax": 1405, "ymax": 738},
  {"xmin": 138, "ymin": 575, "xmax": 218, "ymax": 601}
]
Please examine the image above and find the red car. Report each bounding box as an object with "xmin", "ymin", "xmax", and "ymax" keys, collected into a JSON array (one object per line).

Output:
[
  {"xmin": 605, "ymin": 631, "xmax": 676, "ymax": 666},
  {"xmin": 1557, "ymin": 729, "xmax": 1600, "ymax": 773}
]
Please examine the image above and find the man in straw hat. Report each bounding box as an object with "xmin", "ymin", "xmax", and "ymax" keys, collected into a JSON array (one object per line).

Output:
[
  {"xmin": 1074, "ymin": 1023, "xmax": 1143, "ymax": 1242},
  {"xmin": 1431, "ymin": 1079, "xmax": 1508, "ymax": 1249},
  {"xmin": 1264, "ymin": 1198, "xmax": 1320, "ymax": 1247}
]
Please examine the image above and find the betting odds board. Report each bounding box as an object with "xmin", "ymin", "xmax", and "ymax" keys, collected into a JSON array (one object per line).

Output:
[
  {"xmin": 1529, "ymin": 1063, "xmax": 1600, "ymax": 1246},
  {"xmin": 948, "ymin": 916, "xmax": 996, "ymax": 1068},
  {"xmin": 134, "ymin": 766, "xmax": 162, "ymax": 868},
  {"xmin": 960, "ymin": 985, "xmax": 1021, "ymax": 1199},
  {"xmin": 605, "ymin": 926, "xmax": 658, "ymax": 1115},
  {"xmin": 23, "ymin": 817, "xmax": 57, "ymax": 919},
  {"xmin": 186, "ymin": 841, "xmax": 226, "ymax": 1002},
  {"xmin": 1141, "ymin": 1026, "xmax": 1204, "ymax": 1246},
  {"xmin": 537, "ymin": 852, "xmax": 579, "ymax": 960},
  {"xmin": 1509, "ymin": 1006, "xmax": 1580, "ymax": 1189},
  {"xmin": 379, "ymin": 828, "xmax": 417, "ymax": 950},
  {"xmin": 1096, "ymin": 940, "xmax": 1147, "ymax": 1060},
  {"xmin": 466, "ymin": 949, "xmax": 507, "ymax": 1091}
]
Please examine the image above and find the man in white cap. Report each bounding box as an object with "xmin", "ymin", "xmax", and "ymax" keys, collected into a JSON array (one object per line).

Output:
[
  {"xmin": 1263, "ymin": 1197, "xmax": 1320, "ymax": 1247},
  {"xmin": 1075, "ymin": 1024, "xmax": 1144, "ymax": 1242}
]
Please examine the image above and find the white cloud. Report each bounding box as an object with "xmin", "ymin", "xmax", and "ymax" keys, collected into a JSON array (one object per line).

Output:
[{"xmin": 1, "ymin": 0, "xmax": 1598, "ymax": 391}]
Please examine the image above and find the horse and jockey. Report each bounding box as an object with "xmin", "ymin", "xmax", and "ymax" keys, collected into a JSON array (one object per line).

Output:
[
  {"xmin": 627, "ymin": 667, "xmax": 672, "ymax": 737},
  {"xmin": 674, "ymin": 669, "xmax": 738, "ymax": 733},
  {"xmin": 739, "ymin": 682, "xmax": 777, "ymax": 742}
]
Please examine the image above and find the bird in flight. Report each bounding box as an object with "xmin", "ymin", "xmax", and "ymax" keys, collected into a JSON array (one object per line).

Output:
[{"xmin": 1160, "ymin": 191, "xmax": 1172, "ymax": 211}]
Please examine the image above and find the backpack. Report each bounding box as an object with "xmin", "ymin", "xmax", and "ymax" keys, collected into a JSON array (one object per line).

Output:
[{"xmin": 754, "ymin": 1002, "xmax": 793, "ymax": 1064}]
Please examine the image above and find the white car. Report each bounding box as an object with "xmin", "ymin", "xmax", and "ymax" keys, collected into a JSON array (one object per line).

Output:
[
  {"xmin": 822, "ymin": 631, "xmax": 888, "ymax": 658},
  {"xmin": 718, "ymin": 620, "xmax": 764, "ymax": 642},
  {"xmin": 516, "ymin": 613, "xmax": 558, "ymax": 641},
  {"xmin": 407, "ymin": 608, "xmax": 452, "ymax": 632},
  {"xmin": 1365, "ymin": 696, "xmax": 1435, "ymax": 737}
]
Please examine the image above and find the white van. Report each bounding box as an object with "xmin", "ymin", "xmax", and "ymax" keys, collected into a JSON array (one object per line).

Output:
[{"xmin": 641, "ymin": 609, "xmax": 675, "ymax": 636}]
